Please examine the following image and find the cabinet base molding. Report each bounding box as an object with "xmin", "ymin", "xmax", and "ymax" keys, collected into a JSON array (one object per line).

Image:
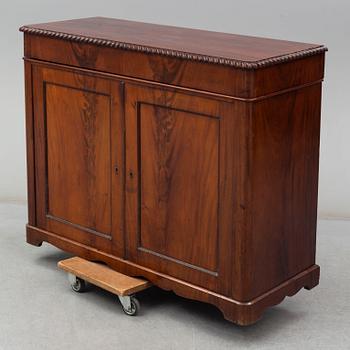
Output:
[{"xmin": 27, "ymin": 225, "xmax": 320, "ymax": 326}]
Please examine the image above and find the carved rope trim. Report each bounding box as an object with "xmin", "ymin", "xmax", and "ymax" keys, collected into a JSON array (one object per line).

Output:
[{"xmin": 20, "ymin": 26, "xmax": 328, "ymax": 69}]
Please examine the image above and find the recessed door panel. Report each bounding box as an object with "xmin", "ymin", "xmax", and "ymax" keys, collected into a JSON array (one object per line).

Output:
[
  {"xmin": 139, "ymin": 103, "xmax": 219, "ymax": 272},
  {"xmin": 46, "ymin": 83, "xmax": 111, "ymax": 237}
]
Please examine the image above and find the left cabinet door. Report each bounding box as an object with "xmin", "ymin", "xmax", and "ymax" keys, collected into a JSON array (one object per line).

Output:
[{"xmin": 32, "ymin": 65, "xmax": 124, "ymax": 256}]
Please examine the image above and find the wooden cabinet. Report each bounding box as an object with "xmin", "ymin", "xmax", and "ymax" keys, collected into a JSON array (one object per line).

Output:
[{"xmin": 21, "ymin": 17, "xmax": 327, "ymax": 325}]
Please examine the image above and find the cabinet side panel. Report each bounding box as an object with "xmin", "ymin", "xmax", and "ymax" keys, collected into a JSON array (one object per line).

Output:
[{"xmin": 245, "ymin": 83, "xmax": 322, "ymax": 300}]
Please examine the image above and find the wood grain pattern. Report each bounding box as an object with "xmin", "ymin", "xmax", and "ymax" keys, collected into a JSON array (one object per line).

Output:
[
  {"xmin": 58, "ymin": 257, "xmax": 151, "ymax": 296},
  {"xmin": 243, "ymin": 83, "xmax": 322, "ymax": 300},
  {"xmin": 20, "ymin": 17, "xmax": 326, "ymax": 69},
  {"xmin": 22, "ymin": 18, "xmax": 325, "ymax": 325},
  {"xmin": 139, "ymin": 103, "xmax": 219, "ymax": 272},
  {"xmin": 24, "ymin": 34, "xmax": 325, "ymax": 98},
  {"xmin": 46, "ymin": 83, "xmax": 111, "ymax": 236}
]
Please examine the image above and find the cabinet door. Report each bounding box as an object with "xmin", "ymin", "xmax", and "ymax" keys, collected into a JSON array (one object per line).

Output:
[
  {"xmin": 125, "ymin": 83, "xmax": 242, "ymax": 293},
  {"xmin": 32, "ymin": 66, "xmax": 124, "ymax": 255}
]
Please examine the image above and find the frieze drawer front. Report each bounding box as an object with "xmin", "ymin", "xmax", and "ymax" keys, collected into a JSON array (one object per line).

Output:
[{"xmin": 20, "ymin": 17, "xmax": 327, "ymax": 325}]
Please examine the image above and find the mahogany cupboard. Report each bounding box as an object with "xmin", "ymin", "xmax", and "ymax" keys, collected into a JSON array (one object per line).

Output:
[{"xmin": 20, "ymin": 17, "xmax": 327, "ymax": 325}]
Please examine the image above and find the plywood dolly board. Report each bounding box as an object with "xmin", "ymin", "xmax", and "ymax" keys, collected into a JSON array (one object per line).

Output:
[{"xmin": 58, "ymin": 257, "xmax": 152, "ymax": 316}]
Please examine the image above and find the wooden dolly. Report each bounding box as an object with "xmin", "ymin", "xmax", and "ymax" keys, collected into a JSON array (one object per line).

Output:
[{"xmin": 58, "ymin": 257, "xmax": 151, "ymax": 316}]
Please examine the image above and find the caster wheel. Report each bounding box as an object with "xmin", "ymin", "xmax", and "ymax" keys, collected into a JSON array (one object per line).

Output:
[
  {"xmin": 122, "ymin": 296, "xmax": 140, "ymax": 316},
  {"xmin": 68, "ymin": 274, "xmax": 87, "ymax": 293}
]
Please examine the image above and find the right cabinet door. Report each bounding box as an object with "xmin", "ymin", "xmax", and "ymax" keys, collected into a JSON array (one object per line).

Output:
[{"xmin": 125, "ymin": 83, "xmax": 244, "ymax": 294}]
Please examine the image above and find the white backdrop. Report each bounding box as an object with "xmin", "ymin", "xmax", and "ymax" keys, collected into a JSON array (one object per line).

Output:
[{"xmin": 0, "ymin": 0, "xmax": 349, "ymax": 218}]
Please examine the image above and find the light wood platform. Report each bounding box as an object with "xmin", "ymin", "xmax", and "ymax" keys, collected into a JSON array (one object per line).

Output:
[{"xmin": 58, "ymin": 257, "xmax": 151, "ymax": 296}]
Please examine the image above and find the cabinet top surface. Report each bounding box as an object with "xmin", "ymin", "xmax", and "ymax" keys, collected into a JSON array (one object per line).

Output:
[{"xmin": 20, "ymin": 17, "xmax": 326, "ymax": 69}]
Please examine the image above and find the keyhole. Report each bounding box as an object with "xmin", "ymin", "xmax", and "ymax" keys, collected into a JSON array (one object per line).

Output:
[
  {"xmin": 129, "ymin": 170, "xmax": 134, "ymax": 179},
  {"xmin": 114, "ymin": 166, "xmax": 119, "ymax": 175}
]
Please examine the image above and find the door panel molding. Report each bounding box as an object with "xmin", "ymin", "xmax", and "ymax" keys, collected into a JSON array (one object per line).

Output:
[
  {"xmin": 138, "ymin": 247, "xmax": 218, "ymax": 276},
  {"xmin": 46, "ymin": 214, "xmax": 112, "ymax": 240}
]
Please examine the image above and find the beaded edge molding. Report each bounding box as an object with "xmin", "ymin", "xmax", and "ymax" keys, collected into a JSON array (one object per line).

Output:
[{"xmin": 19, "ymin": 26, "xmax": 328, "ymax": 69}]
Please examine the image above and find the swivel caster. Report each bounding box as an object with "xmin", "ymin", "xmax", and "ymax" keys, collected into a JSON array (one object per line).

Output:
[
  {"xmin": 118, "ymin": 295, "xmax": 140, "ymax": 316},
  {"xmin": 68, "ymin": 273, "xmax": 87, "ymax": 293}
]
